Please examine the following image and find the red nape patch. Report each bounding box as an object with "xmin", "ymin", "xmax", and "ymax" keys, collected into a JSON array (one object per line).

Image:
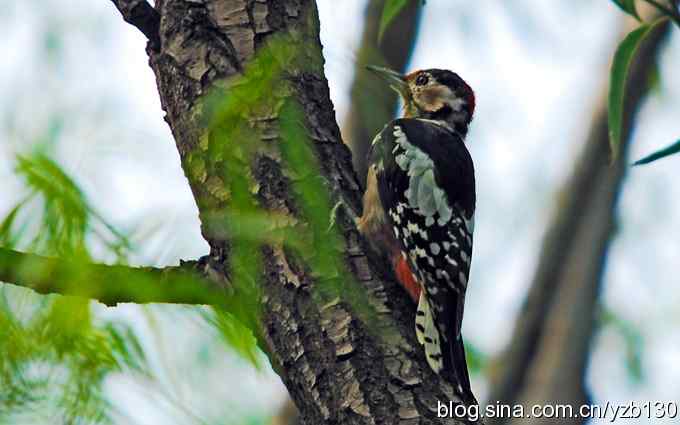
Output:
[
  {"xmin": 463, "ymin": 84, "xmax": 476, "ymax": 118},
  {"xmin": 394, "ymin": 256, "xmax": 421, "ymax": 303},
  {"xmin": 466, "ymin": 91, "xmax": 476, "ymax": 117}
]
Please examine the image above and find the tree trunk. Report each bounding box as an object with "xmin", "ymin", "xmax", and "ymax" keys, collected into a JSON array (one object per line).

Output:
[{"xmin": 142, "ymin": 1, "xmax": 476, "ymax": 423}]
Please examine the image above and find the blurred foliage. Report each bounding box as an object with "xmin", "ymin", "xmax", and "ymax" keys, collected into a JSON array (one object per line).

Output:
[
  {"xmin": 228, "ymin": 417, "xmax": 270, "ymax": 425},
  {"xmin": 0, "ymin": 291, "xmax": 148, "ymax": 424},
  {"xmin": 1, "ymin": 150, "xmax": 131, "ymax": 261},
  {"xmin": 0, "ymin": 145, "xmax": 264, "ymax": 424},
  {"xmin": 608, "ymin": 0, "xmax": 679, "ymax": 164},
  {"xmin": 599, "ymin": 308, "xmax": 644, "ymax": 384},
  {"xmin": 278, "ymin": 99, "xmax": 371, "ymax": 313},
  {"xmin": 464, "ymin": 341, "xmax": 489, "ymax": 376},
  {"xmin": 0, "ymin": 151, "xmax": 149, "ymax": 423},
  {"xmin": 195, "ymin": 38, "xmax": 291, "ymax": 364},
  {"xmin": 201, "ymin": 309, "xmax": 261, "ymax": 369}
]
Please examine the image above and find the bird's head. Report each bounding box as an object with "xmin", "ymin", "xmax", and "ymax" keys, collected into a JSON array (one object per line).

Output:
[{"xmin": 367, "ymin": 66, "xmax": 475, "ymax": 136}]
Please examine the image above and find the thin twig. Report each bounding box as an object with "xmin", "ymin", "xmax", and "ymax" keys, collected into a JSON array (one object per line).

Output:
[{"xmin": 109, "ymin": 0, "xmax": 161, "ymax": 50}]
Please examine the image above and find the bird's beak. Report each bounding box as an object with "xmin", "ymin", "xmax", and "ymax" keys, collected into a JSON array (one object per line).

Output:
[{"xmin": 366, "ymin": 65, "xmax": 410, "ymax": 100}]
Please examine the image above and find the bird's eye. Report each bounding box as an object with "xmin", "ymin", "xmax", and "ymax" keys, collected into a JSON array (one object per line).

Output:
[{"xmin": 415, "ymin": 74, "xmax": 429, "ymax": 86}]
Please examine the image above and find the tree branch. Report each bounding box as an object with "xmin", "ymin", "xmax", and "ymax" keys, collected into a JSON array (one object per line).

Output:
[
  {"xmin": 486, "ymin": 9, "xmax": 672, "ymax": 424},
  {"xmin": 109, "ymin": 0, "xmax": 161, "ymax": 51},
  {"xmin": 0, "ymin": 247, "xmax": 224, "ymax": 307}
]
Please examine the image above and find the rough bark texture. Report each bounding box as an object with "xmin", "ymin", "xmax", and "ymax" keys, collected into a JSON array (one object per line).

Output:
[
  {"xmin": 142, "ymin": 1, "xmax": 476, "ymax": 424},
  {"xmin": 342, "ymin": 0, "xmax": 422, "ymax": 184},
  {"xmin": 486, "ymin": 11, "xmax": 672, "ymax": 424},
  {"xmin": 277, "ymin": 2, "xmax": 423, "ymax": 419}
]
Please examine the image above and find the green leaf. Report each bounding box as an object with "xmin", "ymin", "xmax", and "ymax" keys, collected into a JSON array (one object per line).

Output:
[
  {"xmin": 611, "ymin": 0, "xmax": 641, "ymax": 21},
  {"xmin": 633, "ymin": 139, "xmax": 680, "ymax": 165},
  {"xmin": 15, "ymin": 153, "xmax": 89, "ymax": 255},
  {"xmin": 608, "ymin": 19, "xmax": 667, "ymax": 161},
  {"xmin": 378, "ymin": 0, "xmax": 409, "ymax": 42},
  {"xmin": 0, "ymin": 198, "xmax": 29, "ymax": 248}
]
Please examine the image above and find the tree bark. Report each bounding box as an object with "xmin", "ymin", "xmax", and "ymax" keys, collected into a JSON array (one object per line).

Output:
[
  {"xmin": 274, "ymin": 2, "xmax": 423, "ymax": 419},
  {"xmin": 486, "ymin": 10, "xmax": 672, "ymax": 424},
  {"xmin": 122, "ymin": 0, "xmax": 476, "ymax": 423}
]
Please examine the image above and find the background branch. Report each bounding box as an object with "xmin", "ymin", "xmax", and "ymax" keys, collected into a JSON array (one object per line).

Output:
[
  {"xmin": 342, "ymin": 0, "xmax": 422, "ymax": 184},
  {"xmin": 486, "ymin": 10, "xmax": 672, "ymax": 424}
]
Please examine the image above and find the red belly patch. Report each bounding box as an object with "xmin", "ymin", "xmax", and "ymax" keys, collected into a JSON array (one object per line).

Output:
[{"xmin": 393, "ymin": 255, "xmax": 421, "ymax": 303}]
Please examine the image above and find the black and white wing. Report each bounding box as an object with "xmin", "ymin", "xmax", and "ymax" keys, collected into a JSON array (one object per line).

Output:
[{"xmin": 370, "ymin": 118, "xmax": 476, "ymax": 397}]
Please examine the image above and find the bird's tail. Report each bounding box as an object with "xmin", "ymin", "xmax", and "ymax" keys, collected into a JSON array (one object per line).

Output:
[
  {"xmin": 448, "ymin": 336, "xmax": 477, "ymax": 406},
  {"xmin": 416, "ymin": 292, "xmax": 476, "ymax": 405}
]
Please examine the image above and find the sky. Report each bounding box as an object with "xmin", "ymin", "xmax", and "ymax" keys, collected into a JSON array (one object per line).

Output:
[{"xmin": 1, "ymin": 0, "xmax": 680, "ymax": 424}]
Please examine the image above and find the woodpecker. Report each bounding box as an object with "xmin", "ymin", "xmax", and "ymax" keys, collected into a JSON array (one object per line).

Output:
[{"xmin": 357, "ymin": 66, "xmax": 476, "ymax": 403}]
